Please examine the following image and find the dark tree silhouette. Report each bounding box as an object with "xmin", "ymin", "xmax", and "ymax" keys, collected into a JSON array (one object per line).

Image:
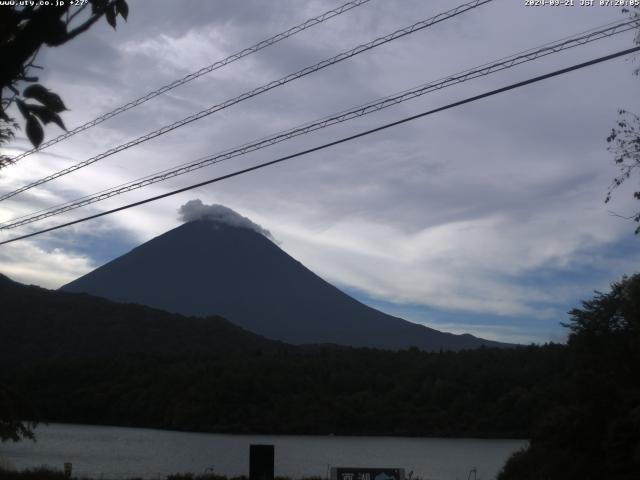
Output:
[
  {"xmin": 0, "ymin": 0, "xmax": 129, "ymax": 168},
  {"xmin": 0, "ymin": 384, "xmax": 36, "ymax": 443},
  {"xmin": 605, "ymin": 6, "xmax": 640, "ymax": 233},
  {"xmin": 0, "ymin": 0, "xmax": 128, "ymax": 442},
  {"xmin": 606, "ymin": 110, "xmax": 640, "ymax": 233},
  {"xmin": 564, "ymin": 273, "xmax": 640, "ymax": 338},
  {"xmin": 499, "ymin": 274, "xmax": 640, "ymax": 480}
]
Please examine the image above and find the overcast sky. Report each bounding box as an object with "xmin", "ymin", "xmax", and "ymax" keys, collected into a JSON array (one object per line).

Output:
[{"xmin": 1, "ymin": 0, "xmax": 639, "ymax": 344}]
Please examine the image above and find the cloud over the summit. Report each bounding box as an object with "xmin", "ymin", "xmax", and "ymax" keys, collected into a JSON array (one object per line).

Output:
[{"xmin": 178, "ymin": 200, "xmax": 273, "ymax": 239}]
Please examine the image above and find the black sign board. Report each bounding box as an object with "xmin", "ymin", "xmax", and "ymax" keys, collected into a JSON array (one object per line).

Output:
[
  {"xmin": 249, "ymin": 444, "xmax": 274, "ymax": 480},
  {"xmin": 332, "ymin": 467, "xmax": 405, "ymax": 480}
]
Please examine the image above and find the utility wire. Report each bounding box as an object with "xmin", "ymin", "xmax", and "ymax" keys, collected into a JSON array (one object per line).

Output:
[
  {"xmin": 5, "ymin": 0, "xmax": 372, "ymax": 165},
  {"xmin": 2, "ymin": 17, "xmax": 637, "ymax": 230},
  {"xmin": 2, "ymin": 17, "xmax": 635, "ymax": 228},
  {"xmin": 0, "ymin": 0, "xmax": 493, "ymax": 203},
  {"xmin": 2, "ymin": 45, "xmax": 638, "ymax": 247}
]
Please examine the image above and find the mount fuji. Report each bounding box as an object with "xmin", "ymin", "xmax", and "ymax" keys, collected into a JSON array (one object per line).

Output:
[{"xmin": 62, "ymin": 202, "xmax": 507, "ymax": 351}]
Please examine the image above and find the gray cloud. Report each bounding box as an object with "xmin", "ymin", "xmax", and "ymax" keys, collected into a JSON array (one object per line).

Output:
[{"xmin": 178, "ymin": 199, "xmax": 273, "ymax": 239}]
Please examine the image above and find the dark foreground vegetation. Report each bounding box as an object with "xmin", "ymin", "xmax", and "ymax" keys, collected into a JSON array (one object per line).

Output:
[
  {"xmin": 498, "ymin": 274, "xmax": 640, "ymax": 480},
  {"xmin": 0, "ymin": 468, "xmax": 307, "ymax": 480},
  {"xmin": 1, "ymin": 275, "xmax": 639, "ymax": 478},
  {"xmin": 1, "ymin": 343, "xmax": 564, "ymax": 438}
]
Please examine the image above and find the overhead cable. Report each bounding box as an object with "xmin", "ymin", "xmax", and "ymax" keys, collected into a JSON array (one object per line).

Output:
[
  {"xmin": 5, "ymin": 0, "xmax": 372, "ymax": 165},
  {"xmin": 2, "ymin": 45, "xmax": 638, "ymax": 246},
  {"xmin": 0, "ymin": 0, "xmax": 494, "ymax": 202},
  {"xmin": 2, "ymin": 17, "xmax": 637, "ymax": 230}
]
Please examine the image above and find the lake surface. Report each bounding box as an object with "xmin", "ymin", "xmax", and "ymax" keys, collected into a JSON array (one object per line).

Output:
[{"xmin": 0, "ymin": 424, "xmax": 527, "ymax": 480}]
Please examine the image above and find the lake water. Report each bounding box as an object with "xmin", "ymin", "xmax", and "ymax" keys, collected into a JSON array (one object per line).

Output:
[{"xmin": 0, "ymin": 424, "xmax": 527, "ymax": 480}]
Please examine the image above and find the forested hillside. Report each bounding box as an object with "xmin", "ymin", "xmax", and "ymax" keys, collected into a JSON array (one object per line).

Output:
[
  {"xmin": 2, "ymin": 345, "xmax": 565, "ymax": 438},
  {"xmin": 0, "ymin": 273, "xmax": 284, "ymax": 363}
]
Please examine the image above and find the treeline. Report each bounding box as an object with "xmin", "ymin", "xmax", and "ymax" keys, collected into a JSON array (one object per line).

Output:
[
  {"xmin": 0, "ymin": 468, "xmax": 255, "ymax": 480},
  {"xmin": 2, "ymin": 345, "xmax": 566, "ymax": 438},
  {"xmin": 498, "ymin": 274, "xmax": 640, "ymax": 480}
]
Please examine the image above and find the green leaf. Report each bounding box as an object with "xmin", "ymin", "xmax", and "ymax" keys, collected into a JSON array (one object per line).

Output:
[
  {"xmin": 43, "ymin": 19, "xmax": 68, "ymax": 46},
  {"xmin": 43, "ymin": 92, "xmax": 67, "ymax": 113},
  {"xmin": 30, "ymin": 105, "xmax": 67, "ymax": 131},
  {"xmin": 23, "ymin": 84, "xmax": 50, "ymax": 102},
  {"xmin": 15, "ymin": 99, "xmax": 31, "ymax": 119},
  {"xmin": 23, "ymin": 85, "xmax": 67, "ymax": 112},
  {"xmin": 25, "ymin": 116, "xmax": 44, "ymax": 148},
  {"xmin": 105, "ymin": 4, "xmax": 117, "ymax": 29},
  {"xmin": 116, "ymin": 0, "xmax": 128, "ymax": 20}
]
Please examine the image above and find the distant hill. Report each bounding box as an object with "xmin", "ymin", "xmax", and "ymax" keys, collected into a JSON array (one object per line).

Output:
[
  {"xmin": 0, "ymin": 273, "xmax": 284, "ymax": 364},
  {"xmin": 61, "ymin": 207, "xmax": 508, "ymax": 351}
]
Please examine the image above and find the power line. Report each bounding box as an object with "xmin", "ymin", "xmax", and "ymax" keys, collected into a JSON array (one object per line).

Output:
[
  {"xmin": 2, "ymin": 45, "xmax": 638, "ymax": 247},
  {"xmin": 2, "ymin": 17, "xmax": 635, "ymax": 228},
  {"xmin": 5, "ymin": 0, "xmax": 372, "ymax": 165},
  {"xmin": 2, "ymin": 17, "xmax": 637, "ymax": 230},
  {"xmin": 0, "ymin": 0, "xmax": 494, "ymax": 203}
]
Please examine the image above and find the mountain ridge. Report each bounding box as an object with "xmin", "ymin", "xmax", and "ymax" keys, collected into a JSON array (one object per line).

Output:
[
  {"xmin": 61, "ymin": 217, "xmax": 508, "ymax": 351},
  {"xmin": 0, "ymin": 272, "xmax": 285, "ymax": 364}
]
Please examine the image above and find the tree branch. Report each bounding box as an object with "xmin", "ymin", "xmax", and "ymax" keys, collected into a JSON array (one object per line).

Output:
[
  {"xmin": 67, "ymin": 4, "xmax": 88, "ymax": 25},
  {"xmin": 61, "ymin": 1, "xmax": 118, "ymax": 43},
  {"xmin": 607, "ymin": 210, "xmax": 638, "ymax": 221},
  {"xmin": 61, "ymin": 12, "xmax": 103, "ymax": 43}
]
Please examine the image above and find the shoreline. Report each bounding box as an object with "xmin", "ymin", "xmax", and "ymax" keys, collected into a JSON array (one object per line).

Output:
[{"xmin": 18, "ymin": 421, "xmax": 529, "ymax": 442}]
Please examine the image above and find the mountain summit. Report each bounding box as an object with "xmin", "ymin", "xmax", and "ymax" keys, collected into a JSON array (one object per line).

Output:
[{"xmin": 62, "ymin": 202, "xmax": 506, "ymax": 351}]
